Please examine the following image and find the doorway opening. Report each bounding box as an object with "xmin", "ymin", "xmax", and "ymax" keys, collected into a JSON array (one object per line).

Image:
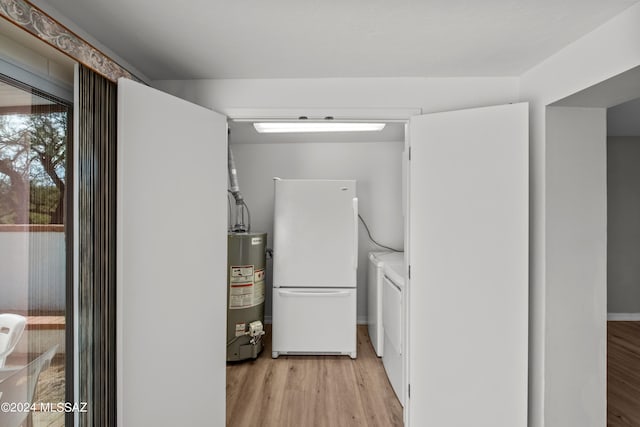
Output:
[
  {"xmin": 546, "ymin": 65, "xmax": 640, "ymax": 426},
  {"xmin": 224, "ymin": 116, "xmax": 407, "ymax": 426},
  {"xmin": 605, "ymin": 96, "xmax": 640, "ymax": 425}
]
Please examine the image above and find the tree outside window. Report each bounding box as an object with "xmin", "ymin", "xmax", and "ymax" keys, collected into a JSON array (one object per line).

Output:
[{"xmin": 0, "ymin": 95, "xmax": 69, "ymax": 224}]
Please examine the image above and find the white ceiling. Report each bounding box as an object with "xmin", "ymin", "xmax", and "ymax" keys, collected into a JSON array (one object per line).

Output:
[{"xmin": 37, "ymin": 0, "xmax": 639, "ymax": 80}]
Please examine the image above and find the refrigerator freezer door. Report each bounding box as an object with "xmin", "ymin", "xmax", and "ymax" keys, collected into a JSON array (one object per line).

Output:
[
  {"xmin": 273, "ymin": 179, "xmax": 358, "ymax": 288},
  {"xmin": 272, "ymin": 288, "xmax": 357, "ymax": 358}
]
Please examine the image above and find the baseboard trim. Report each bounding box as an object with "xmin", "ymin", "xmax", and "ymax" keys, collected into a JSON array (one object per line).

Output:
[{"xmin": 608, "ymin": 313, "xmax": 640, "ymax": 321}]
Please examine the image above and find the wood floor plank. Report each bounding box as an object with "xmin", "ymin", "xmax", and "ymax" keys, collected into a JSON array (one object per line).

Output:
[
  {"xmin": 353, "ymin": 330, "xmax": 404, "ymax": 427},
  {"xmin": 227, "ymin": 325, "xmax": 403, "ymax": 427},
  {"xmin": 608, "ymin": 321, "xmax": 640, "ymax": 427},
  {"xmin": 256, "ymin": 355, "xmax": 288, "ymax": 426}
]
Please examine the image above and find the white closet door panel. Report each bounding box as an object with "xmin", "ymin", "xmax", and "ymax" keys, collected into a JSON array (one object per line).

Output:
[
  {"xmin": 408, "ymin": 103, "xmax": 528, "ymax": 427},
  {"xmin": 117, "ymin": 78, "xmax": 227, "ymax": 427}
]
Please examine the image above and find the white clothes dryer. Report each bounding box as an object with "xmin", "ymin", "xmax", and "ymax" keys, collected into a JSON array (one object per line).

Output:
[
  {"xmin": 381, "ymin": 254, "xmax": 405, "ymax": 406},
  {"xmin": 367, "ymin": 251, "xmax": 390, "ymax": 357}
]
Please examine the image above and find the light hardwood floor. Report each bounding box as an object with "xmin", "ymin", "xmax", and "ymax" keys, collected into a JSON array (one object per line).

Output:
[
  {"xmin": 608, "ymin": 321, "xmax": 640, "ymax": 426},
  {"xmin": 227, "ymin": 325, "xmax": 403, "ymax": 427}
]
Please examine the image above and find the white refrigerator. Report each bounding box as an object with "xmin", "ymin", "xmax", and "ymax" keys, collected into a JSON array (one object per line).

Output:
[{"xmin": 271, "ymin": 178, "xmax": 358, "ymax": 359}]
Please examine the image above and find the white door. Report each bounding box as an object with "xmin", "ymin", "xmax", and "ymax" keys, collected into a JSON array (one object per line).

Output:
[
  {"xmin": 116, "ymin": 79, "xmax": 227, "ymax": 427},
  {"xmin": 407, "ymin": 103, "xmax": 528, "ymax": 427}
]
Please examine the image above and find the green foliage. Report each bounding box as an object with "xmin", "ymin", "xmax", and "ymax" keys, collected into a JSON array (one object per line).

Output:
[
  {"xmin": 29, "ymin": 211, "xmax": 51, "ymax": 224},
  {"xmin": 0, "ymin": 178, "xmax": 14, "ymax": 223},
  {"xmin": 29, "ymin": 184, "xmax": 61, "ymax": 224}
]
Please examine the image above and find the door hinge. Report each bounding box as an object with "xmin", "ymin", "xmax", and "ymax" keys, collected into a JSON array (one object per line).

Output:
[
  {"xmin": 408, "ymin": 265, "xmax": 411, "ymax": 279},
  {"xmin": 408, "ymin": 384, "xmax": 411, "ymax": 398},
  {"xmin": 408, "ymin": 146, "xmax": 411, "ymax": 161}
]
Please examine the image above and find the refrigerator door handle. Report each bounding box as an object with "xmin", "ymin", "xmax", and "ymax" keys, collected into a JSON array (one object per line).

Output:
[
  {"xmin": 277, "ymin": 289, "xmax": 351, "ymax": 297},
  {"xmin": 352, "ymin": 197, "xmax": 358, "ymax": 270}
]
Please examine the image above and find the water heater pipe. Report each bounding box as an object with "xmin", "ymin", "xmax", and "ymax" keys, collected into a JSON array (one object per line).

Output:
[
  {"xmin": 228, "ymin": 146, "xmax": 243, "ymax": 205},
  {"xmin": 228, "ymin": 142, "xmax": 250, "ymax": 232}
]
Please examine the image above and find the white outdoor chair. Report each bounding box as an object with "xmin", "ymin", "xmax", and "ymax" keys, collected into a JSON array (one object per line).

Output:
[
  {"xmin": 0, "ymin": 345, "xmax": 58, "ymax": 427},
  {"xmin": 0, "ymin": 314, "xmax": 27, "ymax": 368}
]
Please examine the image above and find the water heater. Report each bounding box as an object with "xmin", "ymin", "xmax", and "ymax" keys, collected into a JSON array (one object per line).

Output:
[{"xmin": 227, "ymin": 232, "xmax": 267, "ymax": 361}]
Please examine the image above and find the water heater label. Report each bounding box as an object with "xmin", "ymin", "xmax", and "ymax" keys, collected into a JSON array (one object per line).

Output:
[
  {"xmin": 235, "ymin": 322, "xmax": 246, "ymax": 337},
  {"xmin": 229, "ymin": 265, "xmax": 266, "ymax": 309},
  {"xmin": 251, "ymin": 237, "xmax": 262, "ymax": 245}
]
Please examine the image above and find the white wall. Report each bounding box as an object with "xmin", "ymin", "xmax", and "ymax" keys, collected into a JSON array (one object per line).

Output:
[
  {"xmin": 608, "ymin": 98, "xmax": 640, "ymax": 136},
  {"xmin": 231, "ymin": 140, "xmax": 404, "ymax": 323},
  {"xmin": 153, "ymin": 77, "xmax": 519, "ymax": 115},
  {"xmin": 519, "ymin": 4, "xmax": 640, "ymax": 426},
  {"xmin": 545, "ymin": 107, "xmax": 607, "ymax": 427},
  {"xmin": 607, "ymin": 136, "xmax": 640, "ymax": 314}
]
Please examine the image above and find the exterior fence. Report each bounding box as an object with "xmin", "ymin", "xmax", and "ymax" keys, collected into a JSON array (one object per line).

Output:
[{"xmin": 0, "ymin": 225, "xmax": 65, "ymax": 313}]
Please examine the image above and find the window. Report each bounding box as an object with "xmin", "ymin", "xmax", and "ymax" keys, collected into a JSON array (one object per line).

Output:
[{"xmin": 0, "ymin": 73, "xmax": 72, "ymax": 426}]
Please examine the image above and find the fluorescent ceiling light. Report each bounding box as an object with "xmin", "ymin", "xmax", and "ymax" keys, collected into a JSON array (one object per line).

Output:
[{"xmin": 253, "ymin": 122, "xmax": 386, "ymax": 133}]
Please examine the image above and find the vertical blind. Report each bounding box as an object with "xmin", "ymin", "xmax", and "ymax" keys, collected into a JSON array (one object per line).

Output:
[{"xmin": 77, "ymin": 64, "xmax": 117, "ymax": 427}]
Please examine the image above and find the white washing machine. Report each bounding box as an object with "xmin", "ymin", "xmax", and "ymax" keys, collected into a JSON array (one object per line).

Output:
[{"xmin": 381, "ymin": 254, "xmax": 405, "ymax": 406}]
